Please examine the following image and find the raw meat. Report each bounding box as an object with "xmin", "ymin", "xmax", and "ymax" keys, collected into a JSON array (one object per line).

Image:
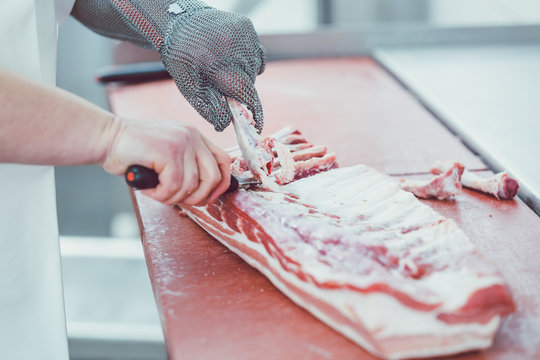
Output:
[
  {"xmin": 399, "ymin": 162, "xmax": 464, "ymax": 200},
  {"xmin": 400, "ymin": 161, "xmax": 519, "ymax": 201},
  {"xmin": 227, "ymin": 98, "xmax": 293, "ymax": 189},
  {"xmin": 431, "ymin": 161, "xmax": 519, "ymax": 200},
  {"xmin": 462, "ymin": 171, "xmax": 519, "ymax": 199},
  {"xmin": 179, "ymin": 129, "xmax": 514, "ymax": 360}
]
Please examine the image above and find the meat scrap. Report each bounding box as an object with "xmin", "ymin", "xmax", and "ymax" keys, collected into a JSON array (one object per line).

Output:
[
  {"xmin": 462, "ymin": 171, "xmax": 519, "ymax": 199},
  {"xmin": 431, "ymin": 161, "xmax": 519, "ymax": 200},
  {"xmin": 179, "ymin": 129, "xmax": 514, "ymax": 360},
  {"xmin": 400, "ymin": 162, "xmax": 464, "ymax": 200},
  {"xmin": 400, "ymin": 161, "xmax": 519, "ymax": 200}
]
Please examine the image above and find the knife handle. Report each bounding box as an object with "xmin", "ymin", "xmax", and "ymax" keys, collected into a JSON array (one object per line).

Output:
[
  {"xmin": 125, "ymin": 165, "xmax": 159, "ymax": 189},
  {"xmin": 125, "ymin": 165, "xmax": 239, "ymax": 193}
]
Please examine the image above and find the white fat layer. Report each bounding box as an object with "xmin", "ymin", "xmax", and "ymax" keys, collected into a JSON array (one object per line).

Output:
[
  {"xmin": 278, "ymin": 166, "xmax": 502, "ymax": 306},
  {"xmin": 187, "ymin": 209, "xmax": 501, "ymax": 359},
  {"xmin": 286, "ymin": 166, "xmax": 438, "ymax": 226},
  {"xmin": 418, "ymin": 271, "xmax": 505, "ymax": 311}
]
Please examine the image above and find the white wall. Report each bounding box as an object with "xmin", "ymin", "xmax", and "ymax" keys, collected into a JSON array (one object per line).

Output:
[{"xmin": 430, "ymin": 0, "xmax": 540, "ymax": 26}]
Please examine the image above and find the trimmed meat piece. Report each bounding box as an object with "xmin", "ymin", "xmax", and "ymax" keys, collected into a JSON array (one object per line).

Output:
[
  {"xmin": 431, "ymin": 161, "xmax": 519, "ymax": 200},
  {"xmin": 400, "ymin": 162, "xmax": 465, "ymax": 200}
]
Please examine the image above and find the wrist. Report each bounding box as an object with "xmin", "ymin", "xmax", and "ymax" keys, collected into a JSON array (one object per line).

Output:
[{"xmin": 99, "ymin": 115, "xmax": 124, "ymax": 167}]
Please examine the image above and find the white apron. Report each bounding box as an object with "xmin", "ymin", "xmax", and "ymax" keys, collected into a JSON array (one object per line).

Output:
[{"xmin": 0, "ymin": 0, "xmax": 74, "ymax": 358}]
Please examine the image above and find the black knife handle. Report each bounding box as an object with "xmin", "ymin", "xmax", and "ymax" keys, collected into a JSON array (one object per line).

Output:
[
  {"xmin": 125, "ymin": 165, "xmax": 239, "ymax": 193},
  {"xmin": 227, "ymin": 174, "xmax": 239, "ymax": 193},
  {"xmin": 125, "ymin": 165, "xmax": 159, "ymax": 189}
]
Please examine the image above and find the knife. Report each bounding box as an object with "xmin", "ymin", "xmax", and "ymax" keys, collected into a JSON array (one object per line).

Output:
[{"xmin": 125, "ymin": 165, "xmax": 258, "ymax": 193}]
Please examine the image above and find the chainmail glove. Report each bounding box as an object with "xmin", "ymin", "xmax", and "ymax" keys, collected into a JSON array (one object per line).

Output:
[{"xmin": 72, "ymin": 0, "xmax": 266, "ymax": 131}]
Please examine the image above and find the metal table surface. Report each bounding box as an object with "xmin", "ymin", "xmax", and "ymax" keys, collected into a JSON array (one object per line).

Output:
[{"xmin": 107, "ymin": 57, "xmax": 540, "ymax": 359}]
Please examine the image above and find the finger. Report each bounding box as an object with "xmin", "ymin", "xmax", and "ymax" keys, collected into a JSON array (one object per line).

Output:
[
  {"xmin": 206, "ymin": 88, "xmax": 232, "ymax": 132},
  {"xmin": 258, "ymin": 44, "xmax": 266, "ymax": 75},
  {"xmin": 201, "ymin": 135, "xmax": 232, "ymax": 202},
  {"xmin": 207, "ymin": 155, "xmax": 231, "ymax": 203},
  {"xmin": 168, "ymin": 146, "xmax": 199, "ymax": 205},
  {"xmin": 214, "ymin": 70, "xmax": 264, "ymax": 133},
  {"xmin": 140, "ymin": 163, "xmax": 183, "ymax": 204},
  {"xmin": 182, "ymin": 151, "xmax": 222, "ymax": 205},
  {"xmin": 238, "ymin": 16, "xmax": 265, "ymax": 78},
  {"xmin": 181, "ymin": 137, "xmax": 223, "ymax": 205},
  {"xmin": 234, "ymin": 81, "xmax": 263, "ymax": 133}
]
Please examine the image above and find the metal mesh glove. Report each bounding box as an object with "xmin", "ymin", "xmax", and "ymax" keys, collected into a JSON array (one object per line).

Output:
[{"xmin": 72, "ymin": 0, "xmax": 266, "ymax": 131}]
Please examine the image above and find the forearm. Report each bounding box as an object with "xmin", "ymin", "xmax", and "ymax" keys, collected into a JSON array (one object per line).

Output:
[
  {"xmin": 0, "ymin": 67, "xmax": 117, "ymax": 166},
  {"xmin": 71, "ymin": 0, "xmax": 158, "ymax": 50}
]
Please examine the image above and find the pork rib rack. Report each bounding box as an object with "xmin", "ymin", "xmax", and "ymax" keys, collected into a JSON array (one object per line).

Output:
[{"xmin": 179, "ymin": 128, "xmax": 514, "ymax": 360}]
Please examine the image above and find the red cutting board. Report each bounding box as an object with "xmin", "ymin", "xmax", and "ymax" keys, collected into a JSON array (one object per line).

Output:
[{"xmin": 108, "ymin": 57, "xmax": 540, "ymax": 359}]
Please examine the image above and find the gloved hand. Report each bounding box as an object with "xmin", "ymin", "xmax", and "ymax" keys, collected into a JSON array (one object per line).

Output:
[
  {"xmin": 72, "ymin": 0, "xmax": 266, "ymax": 131},
  {"xmin": 161, "ymin": 2, "xmax": 265, "ymax": 132}
]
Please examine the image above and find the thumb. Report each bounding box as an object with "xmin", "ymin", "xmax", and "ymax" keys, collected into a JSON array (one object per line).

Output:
[
  {"xmin": 213, "ymin": 70, "xmax": 264, "ymax": 132},
  {"xmin": 237, "ymin": 82, "xmax": 264, "ymax": 133},
  {"xmin": 206, "ymin": 88, "xmax": 233, "ymax": 132}
]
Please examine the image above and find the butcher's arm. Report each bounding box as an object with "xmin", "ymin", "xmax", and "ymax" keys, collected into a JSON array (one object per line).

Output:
[
  {"xmin": 0, "ymin": 67, "xmax": 230, "ymax": 204},
  {"xmin": 0, "ymin": 67, "xmax": 115, "ymax": 166}
]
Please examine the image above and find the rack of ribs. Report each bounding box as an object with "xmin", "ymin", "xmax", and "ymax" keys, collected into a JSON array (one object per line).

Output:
[{"xmin": 178, "ymin": 103, "xmax": 514, "ymax": 359}]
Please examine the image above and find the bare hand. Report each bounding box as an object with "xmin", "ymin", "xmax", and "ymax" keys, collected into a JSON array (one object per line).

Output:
[{"xmin": 102, "ymin": 117, "xmax": 231, "ymax": 205}]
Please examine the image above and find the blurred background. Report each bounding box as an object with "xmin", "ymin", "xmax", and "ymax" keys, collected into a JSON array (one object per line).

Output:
[{"xmin": 56, "ymin": 1, "xmax": 540, "ymax": 359}]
